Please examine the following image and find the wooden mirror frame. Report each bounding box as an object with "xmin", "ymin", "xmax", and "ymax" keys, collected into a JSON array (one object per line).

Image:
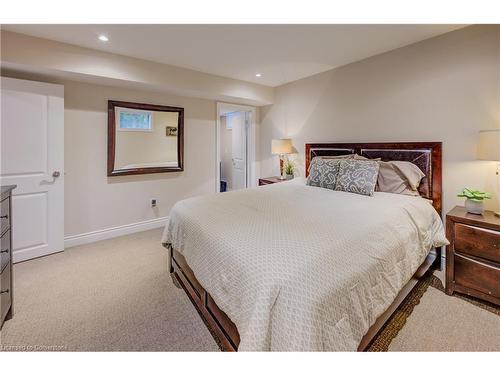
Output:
[{"xmin": 107, "ymin": 100, "xmax": 184, "ymax": 176}]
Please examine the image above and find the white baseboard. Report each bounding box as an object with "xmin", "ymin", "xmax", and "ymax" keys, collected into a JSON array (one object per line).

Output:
[
  {"xmin": 64, "ymin": 216, "xmax": 168, "ymax": 249},
  {"xmin": 13, "ymin": 245, "xmax": 64, "ymax": 264}
]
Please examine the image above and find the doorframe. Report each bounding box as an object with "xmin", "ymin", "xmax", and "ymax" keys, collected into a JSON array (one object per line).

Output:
[{"xmin": 216, "ymin": 102, "xmax": 257, "ymax": 193}]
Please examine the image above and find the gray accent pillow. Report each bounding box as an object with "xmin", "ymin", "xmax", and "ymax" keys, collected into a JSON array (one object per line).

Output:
[
  {"xmin": 335, "ymin": 159, "xmax": 380, "ymax": 196},
  {"xmin": 306, "ymin": 157, "xmax": 341, "ymax": 190}
]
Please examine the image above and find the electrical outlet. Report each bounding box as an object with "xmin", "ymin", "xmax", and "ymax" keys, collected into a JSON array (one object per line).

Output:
[{"xmin": 151, "ymin": 198, "xmax": 157, "ymax": 208}]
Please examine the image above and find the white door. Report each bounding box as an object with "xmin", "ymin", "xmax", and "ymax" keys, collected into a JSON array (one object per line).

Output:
[
  {"xmin": 0, "ymin": 77, "xmax": 64, "ymax": 263},
  {"xmin": 230, "ymin": 112, "xmax": 247, "ymax": 190}
]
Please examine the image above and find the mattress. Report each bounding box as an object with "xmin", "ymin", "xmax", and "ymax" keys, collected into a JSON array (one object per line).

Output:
[{"xmin": 162, "ymin": 178, "xmax": 448, "ymax": 351}]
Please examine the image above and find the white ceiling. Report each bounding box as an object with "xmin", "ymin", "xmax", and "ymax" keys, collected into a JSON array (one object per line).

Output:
[{"xmin": 2, "ymin": 24, "xmax": 465, "ymax": 87}]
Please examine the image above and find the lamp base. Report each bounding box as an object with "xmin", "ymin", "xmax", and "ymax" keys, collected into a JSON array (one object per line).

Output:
[{"xmin": 278, "ymin": 153, "xmax": 286, "ymax": 180}]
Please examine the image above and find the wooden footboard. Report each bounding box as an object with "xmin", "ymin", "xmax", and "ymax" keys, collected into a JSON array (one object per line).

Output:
[{"xmin": 169, "ymin": 244, "xmax": 441, "ymax": 352}]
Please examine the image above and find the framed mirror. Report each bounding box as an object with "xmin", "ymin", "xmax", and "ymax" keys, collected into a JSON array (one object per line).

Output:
[{"xmin": 107, "ymin": 100, "xmax": 184, "ymax": 176}]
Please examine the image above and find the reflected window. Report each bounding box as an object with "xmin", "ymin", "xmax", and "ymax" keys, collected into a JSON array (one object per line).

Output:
[{"xmin": 118, "ymin": 109, "xmax": 152, "ymax": 131}]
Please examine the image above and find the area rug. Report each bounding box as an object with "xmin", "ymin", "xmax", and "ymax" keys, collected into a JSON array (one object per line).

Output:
[
  {"xmin": 365, "ymin": 272, "xmax": 498, "ymax": 351},
  {"xmin": 367, "ymin": 271, "xmax": 438, "ymax": 351}
]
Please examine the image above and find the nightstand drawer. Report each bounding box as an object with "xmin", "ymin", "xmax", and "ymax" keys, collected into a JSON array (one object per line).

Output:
[
  {"xmin": 455, "ymin": 224, "xmax": 500, "ymax": 263},
  {"xmin": 0, "ymin": 263, "xmax": 11, "ymax": 323},
  {"xmin": 0, "ymin": 230, "xmax": 11, "ymax": 273},
  {"xmin": 454, "ymin": 253, "xmax": 500, "ymax": 298}
]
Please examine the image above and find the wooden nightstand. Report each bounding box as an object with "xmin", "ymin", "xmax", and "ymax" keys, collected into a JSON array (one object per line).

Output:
[
  {"xmin": 258, "ymin": 176, "xmax": 289, "ymax": 186},
  {"xmin": 445, "ymin": 206, "xmax": 500, "ymax": 305}
]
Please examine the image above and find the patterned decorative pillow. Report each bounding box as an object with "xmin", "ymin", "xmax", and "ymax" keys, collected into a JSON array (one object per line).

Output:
[
  {"xmin": 335, "ymin": 159, "xmax": 380, "ymax": 196},
  {"xmin": 306, "ymin": 157, "xmax": 341, "ymax": 190}
]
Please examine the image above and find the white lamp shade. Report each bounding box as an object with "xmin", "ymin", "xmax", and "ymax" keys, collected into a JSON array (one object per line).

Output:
[
  {"xmin": 272, "ymin": 138, "xmax": 293, "ymax": 154},
  {"xmin": 477, "ymin": 130, "xmax": 500, "ymax": 161}
]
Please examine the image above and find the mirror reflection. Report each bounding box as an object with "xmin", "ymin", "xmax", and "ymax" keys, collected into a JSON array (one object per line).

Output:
[{"xmin": 108, "ymin": 101, "xmax": 183, "ymax": 176}]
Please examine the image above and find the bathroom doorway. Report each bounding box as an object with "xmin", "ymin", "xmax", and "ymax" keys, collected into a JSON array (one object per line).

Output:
[{"xmin": 216, "ymin": 103, "xmax": 257, "ymax": 192}]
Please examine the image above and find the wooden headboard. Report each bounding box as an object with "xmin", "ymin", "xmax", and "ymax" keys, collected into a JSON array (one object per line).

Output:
[{"xmin": 305, "ymin": 142, "xmax": 442, "ymax": 215}]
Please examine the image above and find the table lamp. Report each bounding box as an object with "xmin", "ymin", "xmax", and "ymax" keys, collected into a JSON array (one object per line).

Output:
[
  {"xmin": 272, "ymin": 138, "xmax": 293, "ymax": 180},
  {"xmin": 477, "ymin": 129, "xmax": 500, "ymax": 217}
]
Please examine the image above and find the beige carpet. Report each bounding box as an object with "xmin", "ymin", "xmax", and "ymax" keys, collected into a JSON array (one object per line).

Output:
[
  {"xmin": 389, "ymin": 286, "xmax": 499, "ymax": 351},
  {"xmin": 0, "ymin": 229, "xmax": 218, "ymax": 351},
  {"xmin": 1, "ymin": 228, "xmax": 498, "ymax": 351}
]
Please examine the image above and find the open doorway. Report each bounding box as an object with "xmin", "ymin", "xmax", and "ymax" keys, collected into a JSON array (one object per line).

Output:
[{"xmin": 216, "ymin": 103, "xmax": 257, "ymax": 193}]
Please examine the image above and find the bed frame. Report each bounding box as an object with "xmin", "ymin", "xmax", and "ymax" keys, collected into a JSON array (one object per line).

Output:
[{"xmin": 169, "ymin": 142, "xmax": 443, "ymax": 351}]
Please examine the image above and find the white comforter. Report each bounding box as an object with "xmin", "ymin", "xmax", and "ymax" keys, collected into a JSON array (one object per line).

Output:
[{"xmin": 162, "ymin": 178, "xmax": 448, "ymax": 351}]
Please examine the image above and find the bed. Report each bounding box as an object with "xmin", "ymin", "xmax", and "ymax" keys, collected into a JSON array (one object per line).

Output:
[{"xmin": 162, "ymin": 142, "xmax": 447, "ymax": 351}]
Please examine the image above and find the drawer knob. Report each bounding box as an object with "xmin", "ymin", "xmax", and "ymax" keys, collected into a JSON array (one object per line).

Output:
[
  {"xmin": 0, "ymin": 215, "xmax": 8, "ymax": 219},
  {"xmin": 0, "ymin": 289, "xmax": 9, "ymax": 294},
  {"xmin": 0, "ymin": 249, "xmax": 8, "ymax": 254}
]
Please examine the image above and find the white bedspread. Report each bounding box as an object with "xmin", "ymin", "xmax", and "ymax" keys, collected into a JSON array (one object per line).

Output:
[{"xmin": 162, "ymin": 178, "xmax": 448, "ymax": 351}]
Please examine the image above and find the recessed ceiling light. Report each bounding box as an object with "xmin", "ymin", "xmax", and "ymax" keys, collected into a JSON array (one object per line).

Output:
[
  {"xmin": 255, "ymin": 73, "xmax": 262, "ymax": 77},
  {"xmin": 98, "ymin": 34, "xmax": 109, "ymax": 42}
]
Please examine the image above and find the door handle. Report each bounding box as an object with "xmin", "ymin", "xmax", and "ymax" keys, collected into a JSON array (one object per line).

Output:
[{"xmin": 40, "ymin": 171, "xmax": 62, "ymax": 185}]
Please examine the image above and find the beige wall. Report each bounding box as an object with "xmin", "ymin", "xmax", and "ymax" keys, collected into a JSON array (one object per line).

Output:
[
  {"xmin": 115, "ymin": 110, "xmax": 179, "ymax": 169},
  {"xmin": 260, "ymin": 25, "xmax": 500, "ymax": 214},
  {"xmin": 63, "ymin": 81, "xmax": 215, "ymax": 236},
  {"xmin": 1, "ymin": 73, "xmax": 216, "ymax": 237}
]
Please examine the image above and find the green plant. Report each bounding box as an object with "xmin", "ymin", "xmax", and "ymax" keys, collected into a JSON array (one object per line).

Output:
[
  {"xmin": 284, "ymin": 160, "xmax": 295, "ymax": 175},
  {"xmin": 457, "ymin": 188, "xmax": 492, "ymax": 201}
]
